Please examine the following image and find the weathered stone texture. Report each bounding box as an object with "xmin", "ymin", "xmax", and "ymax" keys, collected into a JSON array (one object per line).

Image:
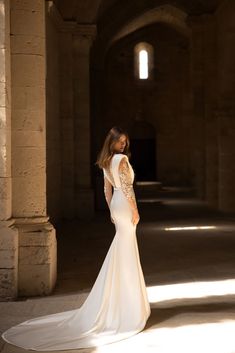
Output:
[
  {"xmin": 0, "ymin": 269, "xmax": 17, "ymax": 299},
  {"xmin": 13, "ymin": 176, "xmax": 46, "ymax": 217},
  {"xmin": 11, "ymin": 0, "xmax": 47, "ymax": 219},
  {"xmin": 0, "ymin": 222, "xmax": 19, "ymax": 300},
  {"xmin": 10, "ymin": 8, "xmax": 44, "ymax": 36},
  {"xmin": 18, "ymin": 222, "xmax": 57, "ymax": 296}
]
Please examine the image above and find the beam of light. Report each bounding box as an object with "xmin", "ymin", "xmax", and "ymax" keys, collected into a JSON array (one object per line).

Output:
[
  {"xmin": 139, "ymin": 50, "xmax": 148, "ymax": 79},
  {"xmin": 138, "ymin": 199, "xmax": 162, "ymax": 203},
  {"xmin": 165, "ymin": 225, "xmax": 216, "ymax": 231},
  {"xmin": 147, "ymin": 279, "xmax": 235, "ymax": 305}
]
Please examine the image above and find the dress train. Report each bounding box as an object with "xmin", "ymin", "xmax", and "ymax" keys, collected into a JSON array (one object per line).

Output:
[{"xmin": 2, "ymin": 153, "xmax": 151, "ymax": 351}]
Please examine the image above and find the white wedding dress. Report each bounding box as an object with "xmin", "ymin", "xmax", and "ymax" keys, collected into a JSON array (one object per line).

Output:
[{"xmin": 2, "ymin": 153, "xmax": 151, "ymax": 351}]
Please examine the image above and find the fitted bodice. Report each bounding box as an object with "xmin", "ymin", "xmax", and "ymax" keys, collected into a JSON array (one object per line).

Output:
[{"xmin": 103, "ymin": 153, "xmax": 134, "ymax": 188}]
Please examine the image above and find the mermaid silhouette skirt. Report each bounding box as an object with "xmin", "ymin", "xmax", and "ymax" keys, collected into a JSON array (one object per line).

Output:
[{"xmin": 2, "ymin": 188, "xmax": 151, "ymax": 351}]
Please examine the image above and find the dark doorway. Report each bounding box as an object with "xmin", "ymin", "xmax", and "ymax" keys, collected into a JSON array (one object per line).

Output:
[
  {"xmin": 130, "ymin": 137, "xmax": 156, "ymax": 181},
  {"xmin": 129, "ymin": 117, "xmax": 156, "ymax": 181}
]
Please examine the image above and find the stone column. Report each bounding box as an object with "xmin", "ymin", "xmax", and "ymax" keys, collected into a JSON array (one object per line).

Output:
[
  {"xmin": 10, "ymin": 0, "xmax": 57, "ymax": 296},
  {"xmin": 204, "ymin": 15, "xmax": 218, "ymax": 208},
  {"xmin": 46, "ymin": 1, "xmax": 76, "ymax": 220},
  {"xmin": 0, "ymin": 0, "xmax": 19, "ymax": 300},
  {"xmin": 73, "ymin": 25, "xmax": 97, "ymax": 218},
  {"xmin": 215, "ymin": 0, "xmax": 235, "ymax": 213},
  {"xmin": 205, "ymin": 112, "xmax": 218, "ymax": 208},
  {"xmin": 60, "ymin": 30, "xmax": 75, "ymax": 219},
  {"xmin": 187, "ymin": 16, "xmax": 206, "ymax": 199}
]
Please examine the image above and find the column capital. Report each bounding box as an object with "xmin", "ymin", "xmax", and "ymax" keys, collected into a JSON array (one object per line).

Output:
[
  {"xmin": 47, "ymin": 1, "xmax": 77, "ymax": 32},
  {"xmin": 74, "ymin": 24, "xmax": 97, "ymax": 40},
  {"xmin": 73, "ymin": 24, "xmax": 97, "ymax": 52}
]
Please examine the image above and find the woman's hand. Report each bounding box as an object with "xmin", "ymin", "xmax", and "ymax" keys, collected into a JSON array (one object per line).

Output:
[{"xmin": 132, "ymin": 209, "xmax": 140, "ymax": 225}]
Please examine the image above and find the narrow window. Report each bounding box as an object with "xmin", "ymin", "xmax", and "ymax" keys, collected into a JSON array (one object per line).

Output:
[
  {"xmin": 134, "ymin": 42, "xmax": 153, "ymax": 81},
  {"xmin": 139, "ymin": 50, "xmax": 148, "ymax": 79}
]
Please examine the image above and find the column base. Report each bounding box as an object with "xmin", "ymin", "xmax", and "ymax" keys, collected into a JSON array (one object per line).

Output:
[
  {"xmin": 14, "ymin": 217, "xmax": 57, "ymax": 297},
  {"xmin": 0, "ymin": 220, "xmax": 19, "ymax": 301}
]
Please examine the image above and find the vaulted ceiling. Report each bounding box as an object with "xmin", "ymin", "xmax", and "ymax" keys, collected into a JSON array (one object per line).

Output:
[
  {"xmin": 57, "ymin": 0, "xmax": 222, "ymax": 24},
  {"xmin": 55, "ymin": 0, "xmax": 223, "ymax": 65}
]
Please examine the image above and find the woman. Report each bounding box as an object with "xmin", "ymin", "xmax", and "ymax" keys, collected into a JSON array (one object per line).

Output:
[{"xmin": 1, "ymin": 126, "xmax": 151, "ymax": 351}]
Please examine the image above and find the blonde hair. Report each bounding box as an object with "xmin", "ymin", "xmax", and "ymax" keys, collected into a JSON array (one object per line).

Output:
[{"xmin": 96, "ymin": 126, "xmax": 130, "ymax": 169}]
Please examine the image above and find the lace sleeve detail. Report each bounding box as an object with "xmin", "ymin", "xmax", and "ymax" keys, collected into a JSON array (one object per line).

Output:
[
  {"xmin": 118, "ymin": 157, "xmax": 138, "ymax": 211},
  {"xmin": 103, "ymin": 172, "xmax": 113, "ymax": 208}
]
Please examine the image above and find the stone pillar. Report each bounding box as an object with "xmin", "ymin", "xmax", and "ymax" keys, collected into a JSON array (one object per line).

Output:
[
  {"xmin": 0, "ymin": 0, "xmax": 19, "ymax": 300},
  {"xmin": 204, "ymin": 15, "xmax": 218, "ymax": 208},
  {"xmin": 205, "ymin": 112, "xmax": 218, "ymax": 208},
  {"xmin": 73, "ymin": 25, "xmax": 97, "ymax": 218},
  {"xmin": 60, "ymin": 30, "xmax": 75, "ymax": 219},
  {"xmin": 10, "ymin": 0, "xmax": 57, "ymax": 296},
  {"xmin": 187, "ymin": 16, "xmax": 206, "ymax": 199},
  {"xmin": 46, "ymin": 1, "xmax": 76, "ymax": 220},
  {"xmin": 215, "ymin": 0, "xmax": 235, "ymax": 213}
]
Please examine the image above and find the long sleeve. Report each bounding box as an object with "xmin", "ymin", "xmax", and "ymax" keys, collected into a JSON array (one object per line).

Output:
[
  {"xmin": 118, "ymin": 157, "xmax": 138, "ymax": 212},
  {"xmin": 103, "ymin": 174, "xmax": 113, "ymax": 209}
]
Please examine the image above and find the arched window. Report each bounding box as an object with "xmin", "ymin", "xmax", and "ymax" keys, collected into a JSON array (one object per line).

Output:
[
  {"xmin": 134, "ymin": 42, "xmax": 154, "ymax": 80},
  {"xmin": 139, "ymin": 50, "xmax": 148, "ymax": 79}
]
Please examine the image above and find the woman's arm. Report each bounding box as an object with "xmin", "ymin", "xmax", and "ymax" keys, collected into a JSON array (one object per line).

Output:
[{"xmin": 118, "ymin": 157, "xmax": 140, "ymax": 225}]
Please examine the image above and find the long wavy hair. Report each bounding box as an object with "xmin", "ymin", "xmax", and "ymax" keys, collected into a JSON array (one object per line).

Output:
[{"xmin": 96, "ymin": 126, "xmax": 131, "ymax": 169}]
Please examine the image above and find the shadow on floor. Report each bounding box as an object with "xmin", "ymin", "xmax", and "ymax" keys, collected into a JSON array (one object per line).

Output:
[{"xmin": 54, "ymin": 187, "xmax": 235, "ymax": 296}]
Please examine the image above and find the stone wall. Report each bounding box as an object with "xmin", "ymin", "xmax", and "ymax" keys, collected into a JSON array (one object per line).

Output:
[{"xmin": 186, "ymin": 0, "xmax": 235, "ymax": 212}]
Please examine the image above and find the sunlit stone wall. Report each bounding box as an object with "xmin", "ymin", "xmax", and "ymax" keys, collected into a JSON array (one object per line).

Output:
[{"xmin": 0, "ymin": 0, "xmax": 19, "ymax": 300}]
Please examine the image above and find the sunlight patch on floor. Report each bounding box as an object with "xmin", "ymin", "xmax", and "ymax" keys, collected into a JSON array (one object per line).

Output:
[
  {"xmin": 147, "ymin": 279, "xmax": 235, "ymax": 305},
  {"xmin": 164, "ymin": 225, "xmax": 216, "ymax": 231},
  {"xmin": 95, "ymin": 319, "xmax": 235, "ymax": 353},
  {"xmin": 93, "ymin": 280, "xmax": 235, "ymax": 353}
]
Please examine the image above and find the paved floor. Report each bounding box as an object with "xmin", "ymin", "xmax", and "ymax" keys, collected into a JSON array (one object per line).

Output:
[{"xmin": 1, "ymin": 187, "xmax": 235, "ymax": 353}]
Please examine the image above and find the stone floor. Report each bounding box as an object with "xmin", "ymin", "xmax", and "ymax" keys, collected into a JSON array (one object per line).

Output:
[{"xmin": 1, "ymin": 187, "xmax": 235, "ymax": 353}]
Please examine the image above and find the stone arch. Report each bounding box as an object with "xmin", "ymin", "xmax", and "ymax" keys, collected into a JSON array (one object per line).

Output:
[{"xmin": 107, "ymin": 4, "xmax": 191, "ymax": 49}]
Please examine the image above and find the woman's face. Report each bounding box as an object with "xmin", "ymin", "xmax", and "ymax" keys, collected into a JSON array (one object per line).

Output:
[{"xmin": 113, "ymin": 134, "xmax": 127, "ymax": 153}]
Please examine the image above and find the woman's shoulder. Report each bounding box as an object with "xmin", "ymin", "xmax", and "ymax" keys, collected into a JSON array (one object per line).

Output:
[
  {"xmin": 113, "ymin": 153, "xmax": 128, "ymax": 160},
  {"xmin": 112, "ymin": 154, "xmax": 129, "ymax": 169}
]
